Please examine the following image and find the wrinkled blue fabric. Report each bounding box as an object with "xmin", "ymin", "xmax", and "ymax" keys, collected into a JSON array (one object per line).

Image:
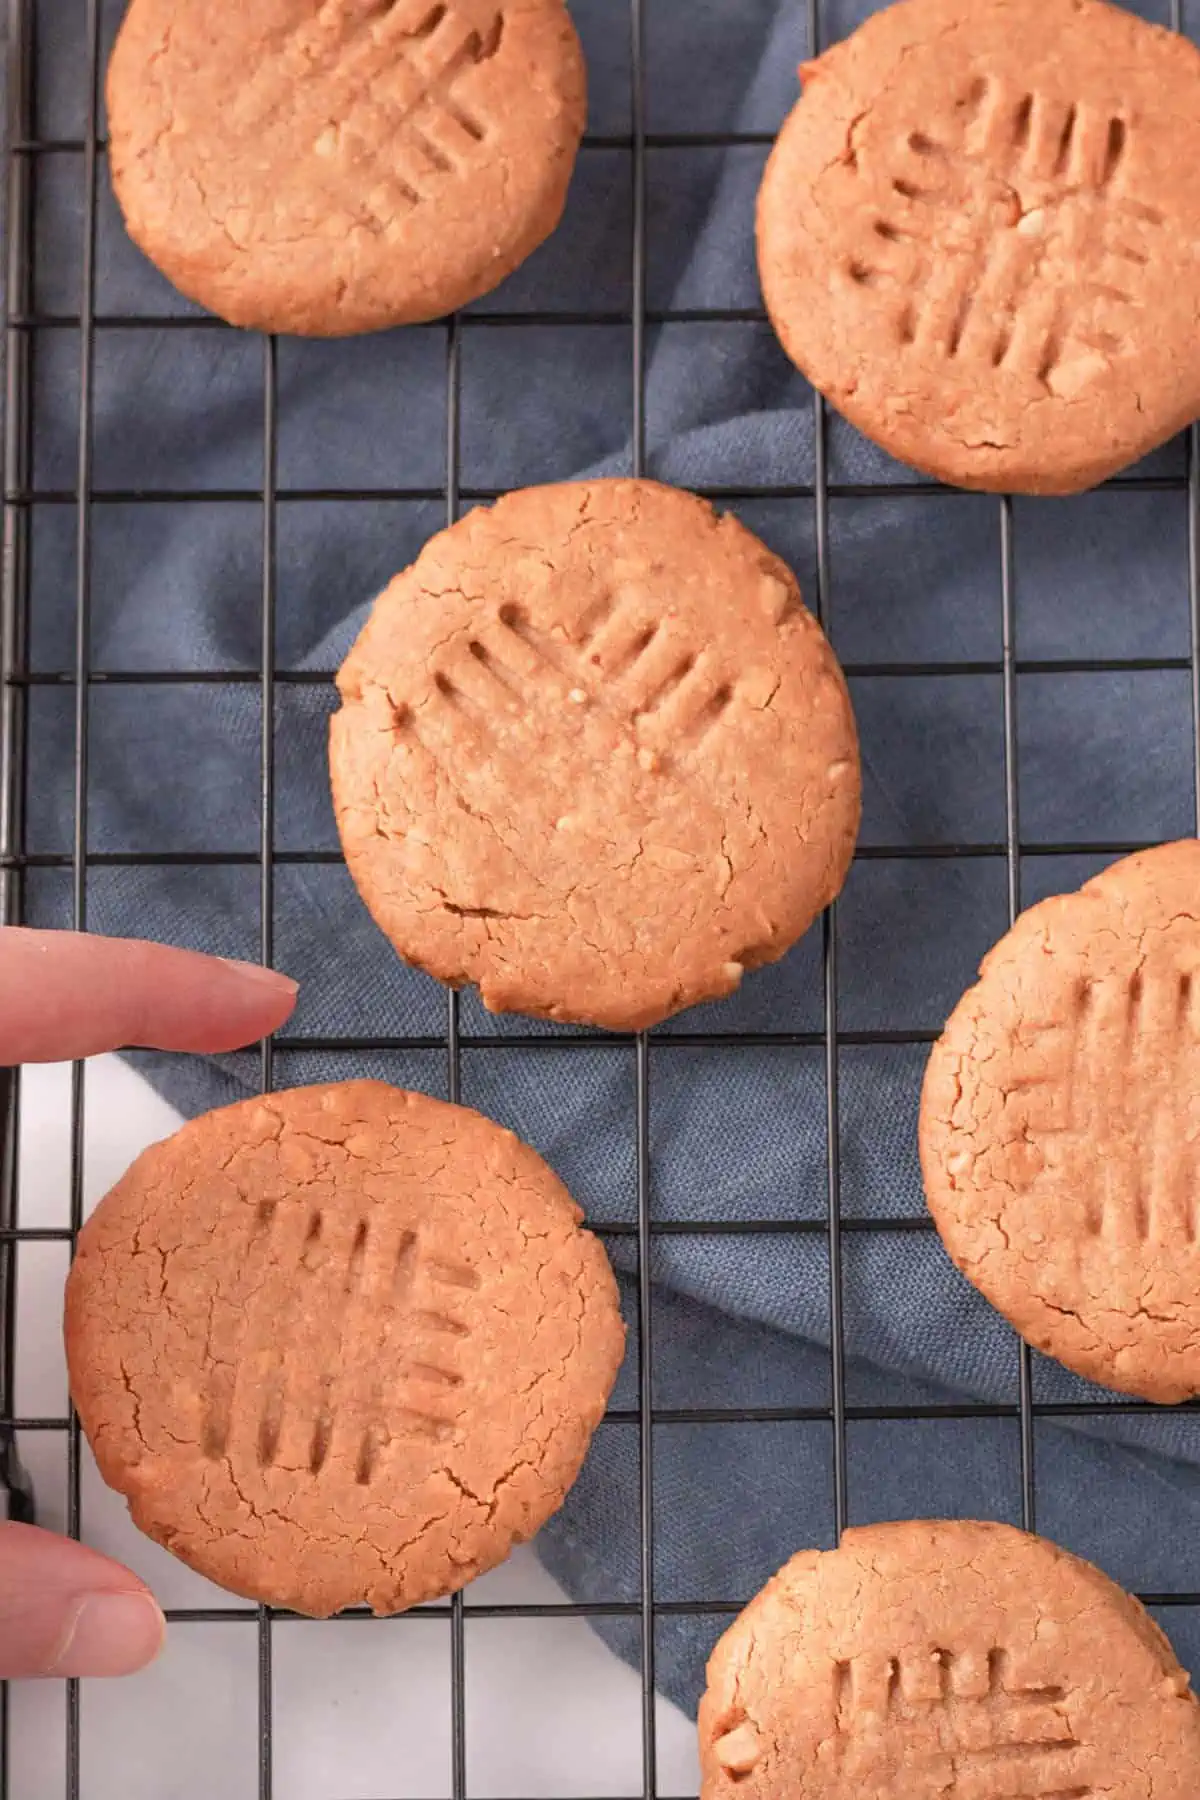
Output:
[{"xmin": 16, "ymin": 0, "xmax": 1200, "ymax": 1713}]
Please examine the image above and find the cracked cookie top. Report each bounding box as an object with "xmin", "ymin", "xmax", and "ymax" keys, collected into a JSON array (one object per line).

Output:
[
  {"xmin": 921, "ymin": 840, "xmax": 1200, "ymax": 1402},
  {"xmin": 106, "ymin": 0, "xmax": 585, "ymax": 334},
  {"xmin": 330, "ymin": 478, "xmax": 861, "ymax": 1031},
  {"xmin": 699, "ymin": 1520, "xmax": 1200, "ymax": 1799},
  {"xmin": 757, "ymin": 0, "xmax": 1200, "ymax": 493},
  {"xmin": 64, "ymin": 1079, "xmax": 625, "ymax": 1616}
]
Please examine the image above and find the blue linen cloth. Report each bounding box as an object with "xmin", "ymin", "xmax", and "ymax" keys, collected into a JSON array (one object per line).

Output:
[{"xmin": 15, "ymin": 0, "xmax": 1200, "ymax": 1712}]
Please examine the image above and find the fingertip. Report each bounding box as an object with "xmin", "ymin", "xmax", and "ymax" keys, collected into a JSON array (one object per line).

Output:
[
  {"xmin": 0, "ymin": 931, "xmax": 303, "ymax": 1063},
  {"xmin": 48, "ymin": 1590, "xmax": 166, "ymax": 1678},
  {"xmin": 178, "ymin": 958, "xmax": 299, "ymax": 1053},
  {"xmin": 214, "ymin": 958, "xmax": 300, "ymax": 1000}
]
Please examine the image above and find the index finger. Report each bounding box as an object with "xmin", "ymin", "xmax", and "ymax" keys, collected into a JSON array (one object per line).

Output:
[{"xmin": 0, "ymin": 929, "xmax": 298, "ymax": 1065}]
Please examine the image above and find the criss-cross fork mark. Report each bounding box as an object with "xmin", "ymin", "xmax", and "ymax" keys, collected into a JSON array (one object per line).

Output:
[
  {"xmin": 233, "ymin": 0, "xmax": 503, "ymax": 222},
  {"xmin": 844, "ymin": 76, "xmax": 1165, "ymax": 389},
  {"xmin": 1003, "ymin": 961, "xmax": 1200, "ymax": 1246},
  {"xmin": 201, "ymin": 1200, "xmax": 481, "ymax": 1485},
  {"xmin": 392, "ymin": 590, "xmax": 741, "ymax": 791},
  {"xmin": 830, "ymin": 1647, "xmax": 1090, "ymax": 1799},
  {"xmin": 376, "ymin": 1232, "xmax": 479, "ymax": 1468}
]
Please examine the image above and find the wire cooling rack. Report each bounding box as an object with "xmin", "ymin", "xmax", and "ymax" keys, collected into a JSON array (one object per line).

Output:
[{"xmin": 7, "ymin": 0, "xmax": 1200, "ymax": 1796}]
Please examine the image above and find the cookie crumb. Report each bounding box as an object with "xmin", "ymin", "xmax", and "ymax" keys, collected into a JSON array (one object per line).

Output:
[
  {"xmin": 759, "ymin": 572, "xmax": 795, "ymax": 623},
  {"xmin": 713, "ymin": 1722, "xmax": 762, "ymax": 1775}
]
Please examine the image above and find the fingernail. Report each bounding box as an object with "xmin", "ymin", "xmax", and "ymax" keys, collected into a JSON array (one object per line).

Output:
[
  {"xmin": 50, "ymin": 1592, "xmax": 166, "ymax": 1677},
  {"xmin": 217, "ymin": 957, "xmax": 299, "ymax": 995}
]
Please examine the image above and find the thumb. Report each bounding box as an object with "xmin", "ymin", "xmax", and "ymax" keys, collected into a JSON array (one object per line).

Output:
[{"xmin": 0, "ymin": 1522, "xmax": 165, "ymax": 1677}]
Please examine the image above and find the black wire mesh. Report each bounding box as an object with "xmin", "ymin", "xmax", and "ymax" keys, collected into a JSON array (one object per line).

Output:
[{"xmin": 5, "ymin": 0, "xmax": 1200, "ymax": 1797}]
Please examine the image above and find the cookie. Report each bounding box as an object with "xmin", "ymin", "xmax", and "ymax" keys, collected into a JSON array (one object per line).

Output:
[
  {"xmin": 64, "ymin": 1081, "xmax": 624, "ymax": 1616},
  {"xmin": 106, "ymin": 0, "xmax": 586, "ymax": 334},
  {"xmin": 921, "ymin": 841, "xmax": 1200, "ymax": 1402},
  {"xmin": 699, "ymin": 1519, "xmax": 1200, "ymax": 1799},
  {"xmin": 757, "ymin": 0, "xmax": 1200, "ymax": 494},
  {"xmin": 330, "ymin": 479, "xmax": 860, "ymax": 1031}
]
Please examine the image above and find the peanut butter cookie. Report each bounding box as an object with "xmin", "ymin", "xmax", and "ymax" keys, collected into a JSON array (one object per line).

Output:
[
  {"xmin": 65, "ymin": 1081, "xmax": 624, "ymax": 1615},
  {"xmin": 922, "ymin": 841, "xmax": 1200, "ymax": 1402},
  {"xmin": 700, "ymin": 1519, "xmax": 1200, "ymax": 1799},
  {"xmin": 758, "ymin": 0, "xmax": 1200, "ymax": 492},
  {"xmin": 329, "ymin": 479, "xmax": 861, "ymax": 1031},
  {"xmin": 107, "ymin": 0, "xmax": 586, "ymax": 333}
]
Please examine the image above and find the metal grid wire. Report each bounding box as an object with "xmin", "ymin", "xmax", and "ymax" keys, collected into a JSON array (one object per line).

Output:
[{"xmin": 5, "ymin": 0, "xmax": 1200, "ymax": 1795}]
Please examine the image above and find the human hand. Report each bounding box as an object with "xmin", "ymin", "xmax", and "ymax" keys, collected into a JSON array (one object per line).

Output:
[{"xmin": 0, "ymin": 928, "xmax": 297, "ymax": 1676}]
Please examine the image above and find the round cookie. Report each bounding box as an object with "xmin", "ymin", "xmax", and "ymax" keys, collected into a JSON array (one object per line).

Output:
[
  {"xmin": 64, "ymin": 1080, "xmax": 624, "ymax": 1616},
  {"xmin": 106, "ymin": 0, "xmax": 586, "ymax": 334},
  {"xmin": 921, "ymin": 841, "xmax": 1200, "ymax": 1402},
  {"xmin": 699, "ymin": 1519, "xmax": 1200, "ymax": 1799},
  {"xmin": 757, "ymin": 0, "xmax": 1200, "ymax": 494},
  {"xmin": 330, "ymin": 479, "xmax": 860, "ymax": 1031}
]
